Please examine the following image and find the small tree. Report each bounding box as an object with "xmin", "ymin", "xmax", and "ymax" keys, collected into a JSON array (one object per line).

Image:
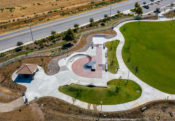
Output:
[
  {"xmin": 134, "ymin": 2, "xmax": 143, "ymax": 16},
  {"xmin": 17, "ymin": 41, "xmax": 23, "ymax": 46},
  {"xmin": 63, "ymin": 29, "xmax": 75, "ymax": 41},
  {"xmin": 136, "ymin": 6, "xmax": 143, "ymax": 16}
]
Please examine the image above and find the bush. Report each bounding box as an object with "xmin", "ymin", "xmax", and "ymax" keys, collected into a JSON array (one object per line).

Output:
[
  {"xmin": 62, "ymin": 43, "xmax": 73, "ymax": 49},
  {"xmin": 17, "ymin": 41, "xmax": 23, "ymax": 46},
  {"xmin": 0, "ymin": 53, "xmax": 6, "ymax": 57},
  {"xmin": 34, "ymin": 41, "xmax": 39, "ymax": 45},
  {"xmin": 51, "ymin": 31, "xmax": 56, "ymax": 35},
  {"xmin": 89, "ymin": 18, "xmax": 94, "ymax": 27},
  {"xmin": 101, "ymin": 22, "xmax": 105, "ymax": 26},
  {"xmin": 15, "ymin": 46, "xmax": 23, "ymax": 52}
]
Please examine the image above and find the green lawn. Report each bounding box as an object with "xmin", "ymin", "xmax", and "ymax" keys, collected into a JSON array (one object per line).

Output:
[
  {"xmin": 59, "ymin": 79, "xmax": 141, "ymax": 105},
  {"xmin": 121, "ymin": 21, "xmax": 175, "ymax": 94},
  {"xmin": 106, "ymin": 40, "xmax": 119, "ymax": 74}
]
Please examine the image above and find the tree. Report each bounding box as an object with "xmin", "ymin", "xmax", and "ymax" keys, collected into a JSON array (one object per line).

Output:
[
  {"xmin": 63, "ymin": 29, "xmax": 75, "ymax": 41},
  {"xmin": 136, "ymin": 6, "xmax": 143, "ymax": 16},
  {"xmin": 17, "ymin": 41, "xmax": 23, "ymax": 46},
  {"xmin": 134, "ymin": 2, "xmax": 143, "ymax": 16}
]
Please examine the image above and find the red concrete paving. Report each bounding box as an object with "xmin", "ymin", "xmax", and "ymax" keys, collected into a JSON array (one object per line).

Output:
[{"xmin": 72, "ymin": 45, "xmax": 102, "ymax": 78}]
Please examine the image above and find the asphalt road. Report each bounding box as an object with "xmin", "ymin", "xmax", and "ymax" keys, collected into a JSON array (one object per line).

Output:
[{"xmin": 0, "ymin": 0, "xmax": 174, "ymax": 52}]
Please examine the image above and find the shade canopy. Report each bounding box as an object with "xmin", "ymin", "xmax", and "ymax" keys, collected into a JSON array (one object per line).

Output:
[{"xmin": 16, "ymin": 64, "xmax": 37, "ymax": 75}]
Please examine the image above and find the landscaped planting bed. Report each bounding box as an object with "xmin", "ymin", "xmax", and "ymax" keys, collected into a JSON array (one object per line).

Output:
[
  {"xmin": 59, "ymin": 79, "xmax": 141, "ymax": 105},
  {"xmin": 106, "ymin": 40, "xmax": 119, "ymax": 74}
]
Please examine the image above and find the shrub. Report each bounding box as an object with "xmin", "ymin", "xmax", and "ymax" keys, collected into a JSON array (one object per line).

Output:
[
  {"xmin": 17, "ymin": 41, "xmax": 23, "ymax": 46},
  {"xmin": 34, "ymin": 41, "xmax": 39, "ymax": 45},
  {"xmin": 15, "ymin": 46, "xmax": 23, "ymax": 52},
  {"xmin": 0, "ymin": 53, "xmax": 6, "ymax": 57},
  {"xmin": 101, "ymin": 22, "xmax": 105, "ymax": 26},
  {"xmin": 89, "ymin": 18, "xmax": 94, "ymax": 27},
  {"xmin": 62, "ymin": 43, "xmax": 73, "ymax": 49},
  {"xmin": 74, "ymin": 24, "xmax": 79, "ymax": 32},
  {"xmin": 51, "ymin": 31, "xmax": 56, "ymax": 35}
]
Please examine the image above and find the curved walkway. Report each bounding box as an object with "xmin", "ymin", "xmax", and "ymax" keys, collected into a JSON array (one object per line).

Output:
[{"xmin": 10, "ymin": 17, "xmax": 175, "ymax": 112}]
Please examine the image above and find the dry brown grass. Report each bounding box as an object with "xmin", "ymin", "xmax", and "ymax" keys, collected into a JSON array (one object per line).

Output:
[
  {"xmin": 0, "ymin": 0, "xmax": 126, "ymax": 34},
  {"xmin": 0, "ymin": 0, "xmax": 91, "ymax": 21},
  {"xmin": 164, "ymin": 10, "xmax": 175, "ymax": 18},
  {"xmin": 1, "ymin": 96, "xmax": 175, "ymax": 121}
]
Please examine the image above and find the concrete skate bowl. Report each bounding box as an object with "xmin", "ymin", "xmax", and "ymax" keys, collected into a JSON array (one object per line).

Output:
[
  {"xmin": 66, "ymin": 54, "xmax": 92, "ymax": 70},
  {"xmin": 67, "ymin": 54, "xmax": 102, "ymax": 78}
]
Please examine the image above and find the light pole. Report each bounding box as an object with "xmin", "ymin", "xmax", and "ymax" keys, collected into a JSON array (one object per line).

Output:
[
  {"xmin": 100, "ymin": 100, "xmax": 103, "ymax": 112},
  {"xmin": 97, "ymin": 100, "xmax": 103, "ymax": 121},
  {"xmin": 110, "ymin": 5, "xmax": 112, "ymax": 17},
  {"xmin": 29, "ymin": 24, "xmax": 34, "ymax": 41}
]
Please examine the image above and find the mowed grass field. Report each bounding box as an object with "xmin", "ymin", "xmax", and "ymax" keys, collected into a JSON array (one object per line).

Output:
[
  {"xmin": 59, "ymin": 79, "xmax": 141, "ymax": 105},
  {"xmin": 106, "ymin": 40, "xmax": 119, "ymax": 74},
  {"xmin": 121, "ymin": 21, "xmax": 175, "ymax": 94}
]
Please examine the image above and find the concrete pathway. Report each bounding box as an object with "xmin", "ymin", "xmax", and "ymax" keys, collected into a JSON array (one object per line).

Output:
[{"xmin": 10, "ymin": 9, "xmax": 175, "ymax": 112}]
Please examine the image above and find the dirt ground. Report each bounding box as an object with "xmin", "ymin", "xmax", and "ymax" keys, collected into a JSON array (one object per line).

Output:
[{"xmin": 0, "ymin": 97, "xmax": 175, "ymax": 121}]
